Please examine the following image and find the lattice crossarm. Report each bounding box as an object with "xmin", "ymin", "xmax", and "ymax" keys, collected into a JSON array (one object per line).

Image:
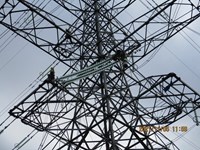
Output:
[
  {"xmin": 0, "ymin": 0, "xmax": 20, "ymax": 22},
  {"xmin": 0, "ymin": 0, "xmax": 99, "ymax": 65},
  {"xmin": 123, "ymin": 73, "xmax": 200, "ymax": 126},
  {"xmin": 112, "ymin": 0, "xmax": 200, "ymax": 66}
]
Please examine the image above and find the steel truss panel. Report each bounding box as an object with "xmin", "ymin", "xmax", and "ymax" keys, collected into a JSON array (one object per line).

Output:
[
  {"xmin": 9, "ymin": 73, "xmax": 200, "ymax": 149},
  {"xmin": 0, "ymin": 1, "xmax": 200, "ymax": 68},
  {"xmin": 1, "ymin": 0, "xmax": 200, "ymax": 149}
]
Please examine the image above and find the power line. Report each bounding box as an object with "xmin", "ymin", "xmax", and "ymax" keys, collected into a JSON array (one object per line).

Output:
[
  {"xmin": 171, "ymin": 124, "xmax": 200, "ymax": 150},
  {"xmin": 12, "ymin": 129, "xmax": 38, "ymax": 150},
  {"xmin": 0, "ymin": 59, "xmax": 59, "ymax": 117},
  {"xmin": 0, "ymin": 0, "xmax": 65, "ymax": 116},
  {"xmin": 164, "ymin": 45, "xmax": 200, "ymax": 81},
  {"xmin": 186, "ymin": 26, "xmax": 200, "ymax": 37}
]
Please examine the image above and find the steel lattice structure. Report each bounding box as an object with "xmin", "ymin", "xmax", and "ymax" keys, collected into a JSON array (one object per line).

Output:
[{"xmin": 1, "ymin": 0, "xmax": 200, "ymax": 149}]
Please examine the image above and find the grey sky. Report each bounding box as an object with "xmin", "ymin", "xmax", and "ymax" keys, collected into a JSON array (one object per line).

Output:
[{"xmin": 1, "ymin": 0, "xmax": 200, "ymax": 149}]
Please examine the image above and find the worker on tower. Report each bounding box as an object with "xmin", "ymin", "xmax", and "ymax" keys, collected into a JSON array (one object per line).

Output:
[
  {"xmin": 112, "ymin": 50, "xmax": 126, "ymax": 61},
  {"xmin": 65, "ymin": 29, "xmax": 73, "ymax": 43},
  {"xmin": 112, "ymin": 50, "xmax": 128, "ymax": 70},
  {"xmin": 47, "ymin": 67, "xmax": 55, "ymax": 82}
]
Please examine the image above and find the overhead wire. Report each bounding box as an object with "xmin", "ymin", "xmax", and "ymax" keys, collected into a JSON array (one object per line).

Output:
[
  {"xmin": 186, "ymin": 26, "xmax": 200, "ymax": 36},
  {"xmin": 0, "ymin": 0, "xmax": 42, "ymax": 71},
  {"xmin": 128, "ymin": 1, "xmax": 200, "ymax": 149},
  {"xmin": 163, "ymin": 45, "xmax": 200, "ymax": 80},
  {"xmin": 0, "ymin": 59, "xmax": 59, "ymax": 117},
  {"xmin": 0, "ymin": 0, "xmax": 41, "ymax": 54},
  {"xmin": 0, "ymin": 0, "xmax": 65, "ymax": 117},
  {"xmin": 0, "ymin": 0, "xmax": 61, "ymax": 60},
  {"xmin": 137, "ymin": 1, "xmax": 200, "ymax": 71},
  {"xmin": 3, "ymin": 0, "xmax": 200, "ymax": 149},
  {"xmin": 12, "ymin": 129, "xmax": 38, "ymax": 150},
  {"xmin": 150, "ymin": 0, "xmax": 200, "ymax": 81},
  {"xmin": 0, "ymin": 0, "xmax": 63, "ymax": 68},
  {"xmin": 0, "ymin": 0, "xmax": 53, "ymax": 53},
  {"xmin": 0, "ymin": 0, "xmax": 61, "ymax": 118},
  {"xmin": 0, "ymin": 33, "xmax": 17, "ymax": 54},
  {"xmin": 0, "ymin": 0, "xmax": 66, "ymax": 118},
  {"xmin": 0, "ymin": 0, "xmax": 57, "ymax": 71},
  {"xmin": 0, "ymin": 60, "xmax": 59, "ymax": 148},
  {"xmin": 0, "ymin": 29, "xmax": 10, "ymax": 40},
  {"xmin": 178, "ymin": 29, "xmax": 200, "ymax": 54},
  {"xmin": 170, "ymin": 124, "xmax": 200, "ymax": 150},
  {"xmin": 143, "ymin": 2, "xmax": 200, "ymax": 149},
  {"xmin": 159, "ymin": 0, "xmax": 200, "ymax": 80},
  {"xmin": 0, "ymin": 5, "xmax": 69, "ymax": 143},
  {"xmin": 0, "ymin": 117, "xmax": 16, "ymax": 135},
  {"xmin": 0, "ymin": 40, "xmax": 27, "ymax": 72},
  {"xmin": 0, "ymin": 0, "xmax": 46, "ymax": 131},
  {"xmin": 0, "ymin": 116, "xmax": 11, "ymax": 127},
  {"xmin": 137, "ymin": 0, "xmax": 184, "ymax": 69},
  {"xmin": 38, "ymin": 132, "xmax": 49, "ymax": 150}
]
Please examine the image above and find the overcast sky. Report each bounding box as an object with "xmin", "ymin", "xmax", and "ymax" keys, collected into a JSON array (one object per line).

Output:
[{"xmin": 1, "ymin": 0, "xmax": 200, "ymax": 149}]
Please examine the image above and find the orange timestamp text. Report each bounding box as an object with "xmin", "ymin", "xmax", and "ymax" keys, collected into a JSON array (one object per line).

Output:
[{"xmin": 138, "ymin": 125, "xmax": 188, "ymax": 133}]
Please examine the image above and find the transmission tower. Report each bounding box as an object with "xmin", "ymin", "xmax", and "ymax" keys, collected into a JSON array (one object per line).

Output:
[{"xmin": 1, "ymin": 0, "xmax": 200, "ymax": 149}]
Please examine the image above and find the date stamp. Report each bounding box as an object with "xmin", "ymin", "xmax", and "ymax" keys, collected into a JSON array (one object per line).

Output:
[{"xmin": 138, "ymin": 125, "xmax": 188, "ymax": 133}]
